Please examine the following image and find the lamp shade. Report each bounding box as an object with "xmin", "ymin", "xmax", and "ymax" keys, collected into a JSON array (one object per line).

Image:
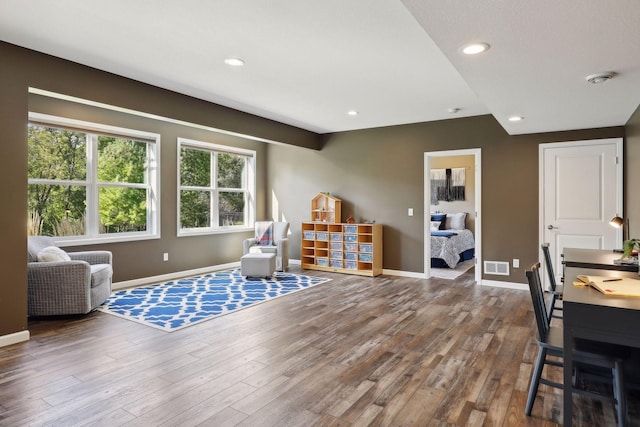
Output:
[{"xmin": 610, "ymin": 216, "xmax": 625, "ymax": 228}]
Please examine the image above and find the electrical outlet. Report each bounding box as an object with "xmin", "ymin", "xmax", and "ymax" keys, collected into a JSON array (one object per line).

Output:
[
  {"xmin": 163, "ymin": 252, "xmax": 169, "ymax": 262},
  {"xmin": 513, "ymin": 258, "xmax": 520, "ymax": 268}
]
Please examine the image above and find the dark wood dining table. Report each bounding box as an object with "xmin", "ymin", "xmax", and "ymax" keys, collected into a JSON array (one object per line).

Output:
[{"xmin": 562, "ymin": 248, "xmax": 640, "ymax": 426}]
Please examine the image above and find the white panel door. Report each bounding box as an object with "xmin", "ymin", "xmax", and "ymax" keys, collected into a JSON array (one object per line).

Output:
[{"xmin": 540, "ymin": 138, "xmax": 622, "ymax": 287}]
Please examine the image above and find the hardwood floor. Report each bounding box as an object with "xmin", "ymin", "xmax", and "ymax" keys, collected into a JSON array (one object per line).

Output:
[{"xmin": 1, "ymin": 267, "xmax": 636, "ymax": 426}]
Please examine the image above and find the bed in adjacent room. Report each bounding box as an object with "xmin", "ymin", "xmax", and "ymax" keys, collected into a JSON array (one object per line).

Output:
[{"xmin": 430, "ymin": 212, "xmax": 475, "ymax": 268}]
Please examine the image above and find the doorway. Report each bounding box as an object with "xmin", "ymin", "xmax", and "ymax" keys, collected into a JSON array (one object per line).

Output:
[{"xmin": 424, "ymin": 148, "xmax": 482, "ymax": 284}]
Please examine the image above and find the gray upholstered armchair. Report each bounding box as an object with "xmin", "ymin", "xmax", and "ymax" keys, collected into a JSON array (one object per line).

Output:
[
  {"xmin": 243, "ymin": 221, "xmax": 290, "ymax": 271},
  {"xmin": 27, "ymin": 236, "xmax": 113, "ymax": 316}
]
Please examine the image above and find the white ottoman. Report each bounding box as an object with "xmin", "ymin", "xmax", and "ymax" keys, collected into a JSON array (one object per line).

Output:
[{"xmin": 241, "ymin": 252, "xmax": 276, "ymax": 278}]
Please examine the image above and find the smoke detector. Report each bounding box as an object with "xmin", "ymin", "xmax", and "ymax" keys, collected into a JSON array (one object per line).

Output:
[{"xmin": 585, "ymin": 72, "xmax": 614, "ymax": 84}]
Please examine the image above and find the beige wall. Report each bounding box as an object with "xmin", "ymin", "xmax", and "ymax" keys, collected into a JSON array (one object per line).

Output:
[{"xmin": 429, "ymin": 155, "xmax": 475, "ymax": 235}]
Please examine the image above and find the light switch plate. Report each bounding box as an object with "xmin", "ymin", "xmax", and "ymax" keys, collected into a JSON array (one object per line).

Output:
[{"xmin": 408, "ymin": 208, "xmax": 414, "ymax": 216}]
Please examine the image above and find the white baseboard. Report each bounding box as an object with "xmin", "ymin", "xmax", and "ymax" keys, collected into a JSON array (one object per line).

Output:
[
  {"xmin": 383, "ymin": 270, "xmax": 526, "ymax": 290},
  {"xmin": 113, "ymin": 261, "xmax": 526, "ymax": 292},
  {"xmin": 113, "ymin": 262, "xmax": 240, "ymax": 290},
  {"xmin": 481, "ymin": 279, "xmax": 527, "ymax": 291},
  {"xmin": 0, "ymin": 330, "xmax": 30, "ymax": 348},
  {"xmin": 114, "ymin": 259, "xmax": 305, "ymax": 291},
  {"xmin": 383, "ymin": 269, "xmax": 425, "ymax": 279}
]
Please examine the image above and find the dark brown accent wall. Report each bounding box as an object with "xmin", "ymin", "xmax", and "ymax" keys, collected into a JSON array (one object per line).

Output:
[
  {"xmin": 626, "ymin": 105, "xmax": 640, "ymax": 236},
  {"xmin": 0, "ymin": 39, "xmax": 632, "ymax": 342},
  {"xmin": 0, "ymin": 41, "xmax": 319, "ymax": 338}
]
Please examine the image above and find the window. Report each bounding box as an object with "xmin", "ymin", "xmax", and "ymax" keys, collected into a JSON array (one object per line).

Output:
[
  {"xmin": 178, "ymin": 138, "xmax": 255, "ymax": 235},
  {"xmin": 27, "ymin": 113, "xmax": 160, "ymax": 245}
]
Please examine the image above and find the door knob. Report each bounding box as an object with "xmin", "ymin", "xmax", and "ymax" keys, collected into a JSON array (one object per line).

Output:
[{"xmin": 548, "ymin": 225, "xmax": 558, "ymax": 230}]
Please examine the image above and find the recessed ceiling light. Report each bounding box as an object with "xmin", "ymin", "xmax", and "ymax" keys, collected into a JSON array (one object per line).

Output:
[
  {"xmin": 224, "ymin": 58, "xmax": 245, "ymax": 67},
  {"xmin": 508, "ymin": 116, "xmax": 524, "ymax": 122},
  {"xmin": 461, "ymin": 43, "xmax": 490, "ymax": 55},
  {"xmin": 347, "ymin": 110, "xmax": 358, "ymax": 116},
  {"xmin": 448, "ymin": 107, "xmax": 461, "ymax": 114},
  {"xmin": 585, "ymin": 72, "xmax": 614, "ymax": 84}
]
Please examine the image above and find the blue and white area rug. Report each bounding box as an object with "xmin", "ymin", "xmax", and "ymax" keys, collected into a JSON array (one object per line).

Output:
[{"xmin": 97, "ymin": 269, "xmax": 331, "ymax": 332}]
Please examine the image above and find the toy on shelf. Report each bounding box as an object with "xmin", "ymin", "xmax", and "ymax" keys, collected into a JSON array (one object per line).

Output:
[{"xmin": 310, "ymin": 192, "xmax": 341, "ymax": 223}]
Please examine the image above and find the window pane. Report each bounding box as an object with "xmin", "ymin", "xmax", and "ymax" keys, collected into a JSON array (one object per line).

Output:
[
  {"xmin": 98, "ymin": 136, "xmax": 147, "ymax": 184},
  {"xmin": 219, "ymin": 192, "xmax": 245, "ymax": 226},
  {"xmin": 99, "ymin": 187, "xmax": 148, "ymax": 233},
  {"xmin": 217, "ymin": 153, "xmax": 245, "ymax": 189},
  {"xmin": 180, "ymin": 190, "xmax": 211, "ymax": 228},
  {"xmin": 28, "ymin": 184, "xmax": 86, "ymax": 236},
  {"xmin": 180, "ymin": 147, "xmax": 210, "ymax": 187},
  {"xmin": 28, "ymin": 124, "xmax": 86, "ymax": 181}
]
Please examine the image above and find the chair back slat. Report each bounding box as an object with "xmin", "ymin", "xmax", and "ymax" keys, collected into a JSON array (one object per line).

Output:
[
  {"xmin": 541, "ymin": 243, "xmax": 558, "ymax": 292},
  {"xmin": 526, "ymin": 262, "xmax": 550, "ymax": 341}
]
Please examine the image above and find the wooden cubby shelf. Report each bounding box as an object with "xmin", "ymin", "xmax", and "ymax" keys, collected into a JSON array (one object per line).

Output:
[{"xmin": 301, "ymin": 222, "xmax": 382, "ymax": 277}]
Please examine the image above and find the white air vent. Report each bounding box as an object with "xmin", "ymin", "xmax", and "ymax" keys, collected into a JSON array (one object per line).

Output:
[{"xmin": 484, "ymin": 261, "xmax": 510, "ymax": 276}]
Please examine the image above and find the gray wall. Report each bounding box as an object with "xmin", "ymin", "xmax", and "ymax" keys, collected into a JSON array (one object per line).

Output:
[{"xmin": 266, "ymin": 117, "xmax": 626, "ymax": 279}]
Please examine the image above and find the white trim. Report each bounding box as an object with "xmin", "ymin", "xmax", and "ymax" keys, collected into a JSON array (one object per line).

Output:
[
  {"xmin": 29, "ymin": 87, "xmax": 292, "ymax": 147},
  {"xmin": 382, "ymin": 269, "xmax": 425, "ymax": 278},
  {"xmin": 481, "ymin": 279, "xmax": 527, "ymax": 291},
  {"xmin": 113, "ymin": 262, "xmax": 241, "ymax": 290},
  {"xmin": 179, "ymin": 137, "xmax": 257, "ymax": 157},
  {"xmin": 28, "ymin": 112, "xmax": 160, "ymax": 141},
  {"xmin": 57, "ymin": 233, "xmax": 160, "ymax": 247},
  {"xmin": 177, "ymin": 227, "xmax": 253, "ymax": 237},
  {"xmin": 0, "ymin": 330, "xmax": 30, "ymax": 348},
  {"xmin": 112, "ymin": 263, "xmax": 522, "ymax": 291},
  {"xmin": 538, "ymin": 138, "xmax": 623, "ymax": 288},
  {"xmin": 176, "ymin": 138, "xmax": 257, "ymax": 237},
  {"xmin": 424, "ymin": 148, "xmax": 482, "ymax": 285},
  {"xmin": 114, "ymin": 259, "xmax": 303, "ymax": 290},
  {"xmin": 27, "ymin": 112, "xmax": 161, "ymax": 245}
]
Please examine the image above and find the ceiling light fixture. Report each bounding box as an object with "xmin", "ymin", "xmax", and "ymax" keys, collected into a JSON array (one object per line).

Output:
[
  {"xmin": 461, "ymin": 43, "xmax": 490, "ymax": 55},
  {"xmin": 448, "ymin": 107, "xmax": 461, "ymax": 114},
  {"xmin": 224, "ymin": 58, "xmax": 245, "ymax": 67},
  {"xmin": 347, "ymin": 110, "xmax": 358, "ymax": 116},
  {"xmin": 585, "ymin": 72, "xmax": 614, "ymax": 84},
  {"xmin": 508, "ymin": 116, "xmax": 524, "ymax": 122}
]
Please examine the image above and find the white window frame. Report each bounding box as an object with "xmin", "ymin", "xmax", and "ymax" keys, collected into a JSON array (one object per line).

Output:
[
  {"xmin": 177, "ymin": 138, "xmax": 255, "ymax": 236},
  {"xmin": 28, "ymin": 112, "xmax": 161, "ymax": 246}
]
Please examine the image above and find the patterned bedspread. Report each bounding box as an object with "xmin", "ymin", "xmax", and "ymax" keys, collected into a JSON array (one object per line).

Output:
[{"xmin": 431, "ymin": 229, "xmax": 475, "ymax": 268}]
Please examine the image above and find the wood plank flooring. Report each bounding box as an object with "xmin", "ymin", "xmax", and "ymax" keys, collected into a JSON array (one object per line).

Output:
[{"xmin": 1, "ymin": 267, "xmax": 637, "ymax": 426}]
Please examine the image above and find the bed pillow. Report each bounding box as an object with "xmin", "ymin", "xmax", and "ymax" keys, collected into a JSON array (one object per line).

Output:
[
  {"xmin": 429, "ymin": 221, "xmax": 441, "ymax": 232},
  {"xmin": 430, "ymin": 213, "xmax": 447, "ymax": 230},
  {"xmin": 446, "ymin": 212, "xmax": 467, "ymax": 230},
  {"xmin": 37, "ymin": 246, "xmax": 71, "ymax": 262}
]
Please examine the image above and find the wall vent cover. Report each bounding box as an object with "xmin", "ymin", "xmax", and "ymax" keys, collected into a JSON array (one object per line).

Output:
[{"xmin": 484, "ymin": 261, "xmax": 510, "ymax": 276}]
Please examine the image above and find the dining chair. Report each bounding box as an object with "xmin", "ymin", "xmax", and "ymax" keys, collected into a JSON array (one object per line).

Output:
[
  {"xmin": 525, "ymin": 263, "xmax": 627, "ymax": 426},
  {"xmin": 541, "ymin": 243, "xmax": 563, "ymax": 321}
]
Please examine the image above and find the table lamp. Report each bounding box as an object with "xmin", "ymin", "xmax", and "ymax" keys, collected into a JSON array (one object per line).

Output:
[{"xmin": 610, "ymin": 215, "xmax": 629, "ymax": 252}]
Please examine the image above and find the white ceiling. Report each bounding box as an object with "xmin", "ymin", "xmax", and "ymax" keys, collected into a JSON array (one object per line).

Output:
[{"xmin": 0, "ymin": 0, "xmax": 639, "ymax": 135}]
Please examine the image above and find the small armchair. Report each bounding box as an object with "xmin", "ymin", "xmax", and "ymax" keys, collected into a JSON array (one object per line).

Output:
[
  {"xmin": 243, "ymin": 221, "xmax": 289, "ymax": 271},
  {"xmin": 27, "ymin": 236, "xmax": 113, "ymax": 316}
]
